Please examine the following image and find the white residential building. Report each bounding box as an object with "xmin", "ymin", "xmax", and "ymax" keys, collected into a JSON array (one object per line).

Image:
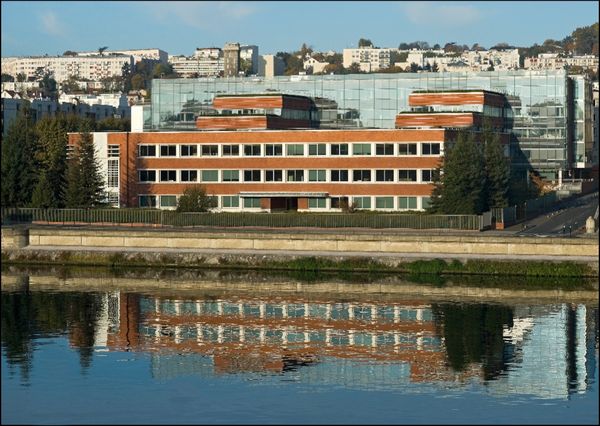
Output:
[
  {"xmin": 59, "ymin": 92, "xmax": 130, "ymax": 117},
  {"xmin": 343, "ymin": 47, "xmax": 391, "ymax": 71},
  {"xmin": 303, "ymin": 57, "xmax": 329, "ymax": 74},
  {"xmin": 258, "ymin": 54, "xmax": 285, "ymax": 78},
  {"xmin": 169, "ymin": 55, "xmax": 224, "ymax": 78},
  {"xmin": 4, "ymin": 55, "xmax": 134, "ymax": 83},
  {"xmin": 193, "ymin": 47, "xmax": 221, "ymax": 59},
  {"xmin": 240, "ymin": 45, "xmax": 259, "ymax": 75},
  {"xmin": 77, "ymin": 48, "xmax": 168, "ymax": 64}
]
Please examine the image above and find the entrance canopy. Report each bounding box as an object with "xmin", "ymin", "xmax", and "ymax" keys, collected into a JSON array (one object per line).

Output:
[{"xmin": 238, "ymin": 192, "xmax": 328, "ymax": 198}]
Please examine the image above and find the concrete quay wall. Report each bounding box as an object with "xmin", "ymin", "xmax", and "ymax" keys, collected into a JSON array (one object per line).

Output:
[{"xmin": 2, "ymin": 226, "xmax": 598, "ymax": 258}]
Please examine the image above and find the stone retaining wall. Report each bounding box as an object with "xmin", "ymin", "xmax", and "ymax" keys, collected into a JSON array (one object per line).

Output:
[{"xmin": 2, "ymin": 226, "xmax": 598, "ymax": 257}]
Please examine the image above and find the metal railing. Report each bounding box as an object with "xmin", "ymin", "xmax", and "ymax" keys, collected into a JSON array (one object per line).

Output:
[{"xmin": 1, "ymin": 208, "xmax": 484, "ymax": 230}]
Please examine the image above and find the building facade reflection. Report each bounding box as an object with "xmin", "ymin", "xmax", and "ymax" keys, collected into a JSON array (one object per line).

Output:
[{"xmin": 87, "ymin": 292, "xmax": 597, "ymax": 398}]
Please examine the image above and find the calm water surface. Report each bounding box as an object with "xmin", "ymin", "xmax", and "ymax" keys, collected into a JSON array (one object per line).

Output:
[{"xmin": 1, "ymin": 268, "xmax": 598, "ymax": 424}]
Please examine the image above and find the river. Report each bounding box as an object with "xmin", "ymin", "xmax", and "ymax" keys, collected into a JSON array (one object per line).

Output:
[{"xmin": 1, "ymin": 266, "xmax": 598, "ymax": 424}]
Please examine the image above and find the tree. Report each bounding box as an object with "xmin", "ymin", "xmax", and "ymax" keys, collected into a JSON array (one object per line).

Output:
[
  {"xmin": 98, "ymin": 46, "xmax": 108, "ymax": 56},
  {"xmin": 487, "ymin": 63, "xmax": 495, "ymax": 71},
  {"xmin": 482, "ymin": 124, "xmax": 510, "ymax": 209},
  {"xmin": 16, "ymin": 73, "xmax": 27, "ymax": 82},
  {"xmin": 63, "ymin": 50, "xmax": 78, "ymax": 56},
  {"xmin": 176, "ymin": 185, "xmax": 216, "ymax": 212},
  {"xmin": 30, "ymin": 171, "xmax": 54, "ymax": 208},
  {"xmin": 431, "ymin": 61, "xmax": 439, "ymax": 72},
  {"xmin": 34, "ymin": 116, "xmax": 69, "ymax": 207},
  {"xmin": 78, "ymin": 132, "xmax": 105, "ymax": 206},
  {"xmin": 1, "ymin": 73, "xmax": 14, "ymax": 82},
  {"xmin": 130, "ymin": 73, "xmax": 146, "ymax": 91},
  {"xmin": 61, "ymin": 75, "xmax": 81, "ymax": 94},
  {"xmin": 358, "ymin": 38, "xmax": 373, "ymax": 48},
  {"xmin": 1, "ymin": 108, "xmax": 39, "ymax": 207},
  {"xmin": 347, "ymin": 63, "xmax": 362, "ymax": 74},
  {"xmin": 427, "ymin": 131, "xmax": 487, "ymax": 214},
  {"xmin": 63, "ymin": 149, "xmax": 84, "ymax": 208},
  {"xmin": 64, "ymin": 131, "xmax": 104, "ymax": 207},
  {"xmin": 409, "ymin": 62, "xmax": 421, "ymax": 72}
]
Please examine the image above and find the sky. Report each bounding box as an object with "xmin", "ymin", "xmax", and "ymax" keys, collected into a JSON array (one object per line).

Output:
[{"xmin": 1, "ymin": 1, "xmax": 598, "ymax": 57}]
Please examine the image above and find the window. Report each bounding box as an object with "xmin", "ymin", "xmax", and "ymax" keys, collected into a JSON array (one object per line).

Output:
[
  {"xmin": 222, "ymin": 195, "xmax": 239, "ymax": 208},
  {"xmin": 160, "ymin": 145, "xmax": 177, "ymax": 157},
  {"xmin": 330, "ymin": 196, "xmax": 348, "ymax": 209},
  {"xmin": 331, "ymin": 143, "xmax": 348, "ymax": 155},
  {"xmin": 222, "ymin": 170, "xmax": 239, "ymax": 182},
  {"xmin": 353, "ymin": 169, "xmax": 371, "ymax": 182},
  {"xmin": 398, "ymin": 169, "xmax": 417, "ymax": 182},
  {"xmin": 265, "ymin": 170, "xmax": 283, "ymax": 182},
  {"xmin": 107, "ymin": 159, "xmax": 119, "ymax": 188},
  {"xmin": 201, "ymin": 170, "xmax": 219, "ymax": 182},
  {"xmin": 244, "ymin": 170, "xmax": 261, "ymax": 182},
  {"xmin": 139, "ymin": 170, "xmax": 156, "ymax": 182},
  {"xmin": 222, "ymin": 145, "xmax": 240, "ymax": 156},
  {"xmin": 287, "ymin": 144, "xmax": 304, "ymax": 156},
  {"xmin": 353, "ymin": 143, "xmax": 371, "ymax": 155},
  {"xmin": 160, "ymin": 195, "xmax": 177, "ymax": 208},
  {"xmin": 201, "ymin": 145, "xmax": 219, "ymax": 156},
  {"xmin": 375, "ymin": 197, "xmax": 394, "ymax": 209},
  {"xmin": 180, "ymin": 144, "xmax": 198, "ymax": 156},
  {"xmin": 265, "ymin": 144, "xmax": 283, "ymax": 156},
  {"xmin": 107, "ymin": 145, "xmax": 120, "ymax": 157},
  {"xmin": 375, "ymin": 143, "xmax": 394, "ymax": 155},
  {"xmin": 398, "ymin": 143, "xmax": 417, "ymax": 155},
  {"xmin": 353, "ymin": 197, "xmax": 371, "ymax": 209},
  {"xmin": 308, "ymin": 170, "xmax": 326, "ymax": 182},
  {"xmin": 422, "ymin": 143, "xmax": 441, "ymax": 155},
  {"xmin": 139, "ymin": 195, "xmax": 157, "ymax": 208},
  {"xmin": 138, "ymin": 145, "xmax": 156, "ymax": 157},
  {"xmin": 308, "ymin": 144, "xmax": 326, "ymax": 156},
  {"xmin": 331, "ymin": 169, "xmax": 349, "ymax": 182},
  {"xmin": 243, "ymin": 197, "xmax": 261, "ymax": 208},
  {"xmin": 180, "ymin": 170, "xmax": 198, "ymax": 182},
  {"xmin": 399, "ymin": 196, "xmax": 417, "ymax": 209},
  {"xmin": 244, "ymin": 144, "xmax": 261, "ymax": 156},
  {"xmin": 375, "ymin": 169, "xmax": 394, "ymax": 182},
  {"xmin": 287, "ymin": 169, "xmax": 304, "ymax": 182},
  {"xmin": 421, "ymin": 169, "xmax": 434, "ymax": 182},
  {"xmin": 308, "ymin": 198, "xmax": 327, "ymax": 209},
  {"xmin": 160, "ymin": 170, "xmax": 177, "ymax": 182}
]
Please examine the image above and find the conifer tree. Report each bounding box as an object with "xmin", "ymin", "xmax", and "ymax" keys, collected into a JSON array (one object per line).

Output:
[
  {"xmin": 30, "ymin": 171, "xmax": 54, "ymax": 208},
  {"xmin": 78, "ymin": 132, "xmax": 105, "ymax": 207},
  {"xmin": 63, "ymin": 146, "xmax": 84, "ymax": 208},
  {"xmin": 427, "ymin": 131, "xmax": 487, "ymax": 214},
  {"xmin": 35, "ymin": 116, "xmax": 69, "ymax": 207},
  {"xmin": 1, "ymin": 108, "xmax": 38, "ymax": 207},
  {"xmin": 482, "ymin": 124, "xmax": 510, "ymax": 209}
]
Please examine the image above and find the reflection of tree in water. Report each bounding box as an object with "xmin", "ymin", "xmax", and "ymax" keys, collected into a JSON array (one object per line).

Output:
[
  {"xmin": 1, "ymin": 291, "xmax": 104, "ymax": 380},
  {"xmin": 432, "ymin": 303, "xmax": 514, "ymax": 380}
]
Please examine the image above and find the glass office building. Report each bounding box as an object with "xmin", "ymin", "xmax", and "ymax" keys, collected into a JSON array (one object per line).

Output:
[{"xmin": 148, "ymin": 70, "xmax": 594, "ymax": 180}]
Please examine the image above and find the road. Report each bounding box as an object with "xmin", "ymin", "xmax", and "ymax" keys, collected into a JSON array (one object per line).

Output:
[{"xmin": 509, "ymin": 191, "xmax": 599, "ymax": 237}]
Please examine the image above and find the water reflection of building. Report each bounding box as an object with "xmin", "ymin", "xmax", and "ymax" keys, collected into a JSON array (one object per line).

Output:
[
  {"xmin": 492, "ymin": 304, "xmax": 597, "ymax": 399},
  {"xmin": 92, "ymin": 292, "xmax": 597, "ymax": 396}
]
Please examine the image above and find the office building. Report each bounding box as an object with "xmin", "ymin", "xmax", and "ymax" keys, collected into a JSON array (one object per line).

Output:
[{"xmin": 145, "ymin": 70, "xmax": 595, "ymax": 181}]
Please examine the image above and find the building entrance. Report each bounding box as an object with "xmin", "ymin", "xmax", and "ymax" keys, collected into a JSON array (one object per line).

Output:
[{"xmin": 270, "ymin": 197, "xmax": 298, "ymax": 211}]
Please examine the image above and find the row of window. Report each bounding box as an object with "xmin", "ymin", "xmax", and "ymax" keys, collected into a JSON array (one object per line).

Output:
[
  {"xmin": 138, "ymin": 142, "xmax": 441, "ymax": 158},
  {"xmin": 138, "ymin": 168, "xmax": 438, "ymax": 183},
  {"xmin": 139, "ymin": 195, "xmax": 430, "ymax": 210}
]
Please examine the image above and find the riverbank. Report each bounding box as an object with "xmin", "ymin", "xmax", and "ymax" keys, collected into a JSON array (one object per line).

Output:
[
  {"xmin": 2, "ymin": 265, "xmax": 598, "ymax": 302},
  {"xmin": 2, "ymin": 225, "xmax": 598, "ymax": 277}
]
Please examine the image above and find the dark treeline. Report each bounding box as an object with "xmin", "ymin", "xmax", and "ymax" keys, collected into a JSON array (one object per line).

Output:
[{"xmin": 1, "ymin": 110, "xmax": 125, "ymax": 208}]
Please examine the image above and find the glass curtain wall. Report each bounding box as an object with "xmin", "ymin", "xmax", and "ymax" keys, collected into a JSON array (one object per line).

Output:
[{"xmin": 150, "ymin": 70, "xmax": 580, "ymax": 178}]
